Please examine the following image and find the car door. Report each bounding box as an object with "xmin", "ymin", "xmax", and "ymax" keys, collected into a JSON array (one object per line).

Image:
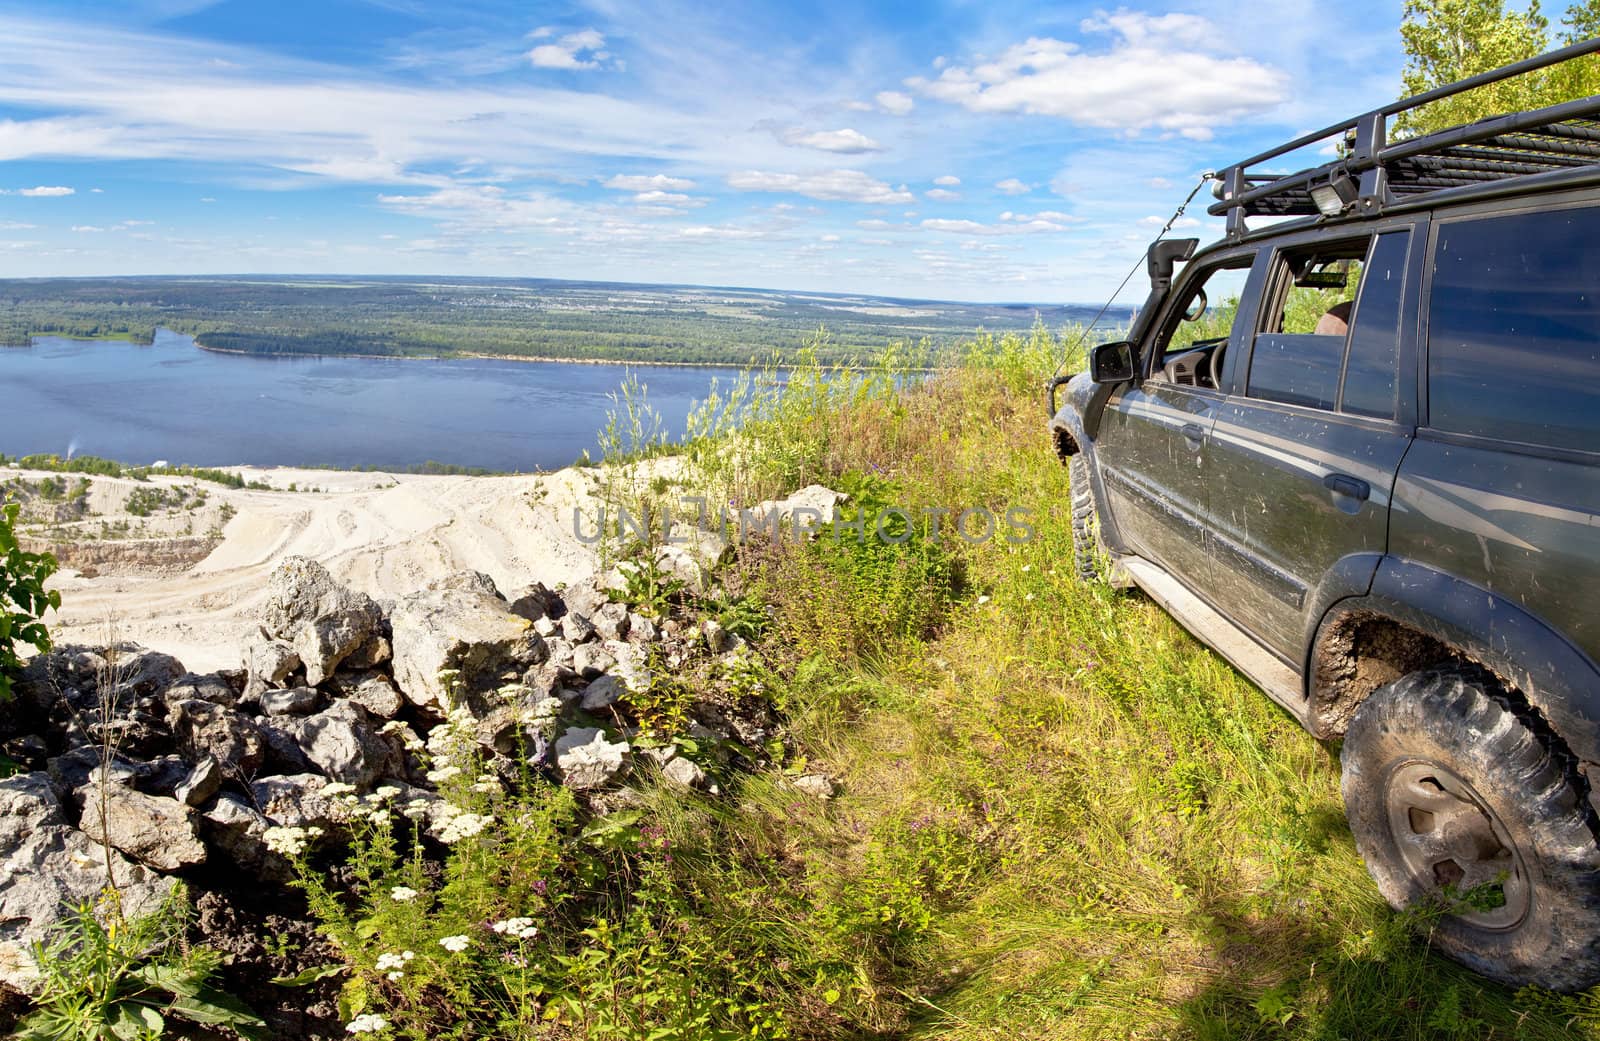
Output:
[
  {"xmin": 1094, "ymin": 249, "xmax": 1262, "ymax": 593},
  {"xmin": 1205, "ymin": 222, "xmax": 1423, "ymax": 661}
]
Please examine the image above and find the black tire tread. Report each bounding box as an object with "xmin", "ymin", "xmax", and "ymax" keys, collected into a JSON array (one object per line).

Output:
[
  {"xmin": 1342, "ymin": 663, "xmax": 1600, "ymax": 990},
  {"xmin": 1068, "ymin": 453, "xmax": 1105, "ymax": 583}
]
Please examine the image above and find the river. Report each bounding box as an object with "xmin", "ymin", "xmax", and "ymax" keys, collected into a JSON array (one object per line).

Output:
[{"xmin": 0, "ymin": 330, "xmax": 754, "ymax": 472}]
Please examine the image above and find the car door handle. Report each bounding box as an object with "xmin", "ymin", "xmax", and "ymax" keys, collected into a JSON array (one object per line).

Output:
[
  {"xmin": 1182, "ymin": 422, "xmax": 1206, "ymax": 447},
  {"xmin": 1324, "ymin": 473, "xmax": 1371, "ymax": 501}
]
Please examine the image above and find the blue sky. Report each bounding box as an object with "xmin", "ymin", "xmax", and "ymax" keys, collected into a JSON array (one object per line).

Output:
[{"xmin": 0, "ymin": 0, "xmax": 1406, "ymax": 303}]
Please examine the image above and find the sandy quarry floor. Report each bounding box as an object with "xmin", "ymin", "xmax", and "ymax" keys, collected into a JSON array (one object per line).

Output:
[{"xmin": 10, "ymin": 463, "xmax": 626, "ymax": 672}]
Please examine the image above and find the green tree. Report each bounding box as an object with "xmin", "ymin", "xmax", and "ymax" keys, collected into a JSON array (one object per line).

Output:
[
  {"xmin": 1397, "ymin": 0, "xmax": 1600, "ymax": 135},
  {"xmin": 0, "ymin": 501, "xmax": 60, "ymax": 702},
  {"xmin": 1397, "ymin": 0, "xmax": 1550, "ymax": 135}
]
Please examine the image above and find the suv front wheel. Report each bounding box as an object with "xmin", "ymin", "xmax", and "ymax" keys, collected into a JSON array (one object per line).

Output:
[
  {"xmin": 1341, "ymin": 665, "xmax": 1600, "ymax": 990},
  {"xmin": 1068, "ymin": 453, "xmax": 1108, "ymax": 582}
]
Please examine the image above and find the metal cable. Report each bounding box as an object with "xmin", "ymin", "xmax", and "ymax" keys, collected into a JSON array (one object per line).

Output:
[{"xmin": 1049, "ymin": 171, "xmax": 1216, "ymax": 383}]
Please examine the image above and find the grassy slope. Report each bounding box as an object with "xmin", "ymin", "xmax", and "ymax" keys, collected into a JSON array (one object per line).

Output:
[{"xmin": 644, "ymin": 330, "xmax": 1600, "ymax": 1040}]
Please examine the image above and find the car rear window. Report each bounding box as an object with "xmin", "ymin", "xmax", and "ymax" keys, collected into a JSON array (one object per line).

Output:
[
  {"xmin": 1339, "ymin": 231, "xmax": 1410, "ymax": 420},
  {"xmin": 1428, "ymin": 206, "xmax": 1600, "ymax": 451}
]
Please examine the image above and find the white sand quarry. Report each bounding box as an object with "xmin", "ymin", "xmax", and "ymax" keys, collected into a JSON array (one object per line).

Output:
[{"xmin": 20, "ymin": 464, "xmax": 622, "ymax": 672}]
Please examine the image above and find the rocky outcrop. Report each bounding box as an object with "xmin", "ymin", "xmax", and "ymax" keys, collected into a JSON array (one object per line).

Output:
[
  {"xmin": 0, "ymin": 773, "xmax": 176, "ymax": 991},
  {"xmin": 78, "ymin": 781, "xmax": 207, "ymax": 871},
  {"xmin": 262, "ymin": 557, "xmax": 385, "ymax": 686},
  {"xmin": 387, "ymin": 572, "xmax": 548, "ymax": 714}
]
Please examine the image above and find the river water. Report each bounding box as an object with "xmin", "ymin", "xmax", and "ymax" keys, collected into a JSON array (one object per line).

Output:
[{"xmin": 0, "ymin": 329, "xmax": 753, "ymax": 472}]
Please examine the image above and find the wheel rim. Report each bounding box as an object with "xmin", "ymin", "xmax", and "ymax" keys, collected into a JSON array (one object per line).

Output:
[{"xmin": 1383, "ymin": 759, "xmax": 1530, "ymax": 930}]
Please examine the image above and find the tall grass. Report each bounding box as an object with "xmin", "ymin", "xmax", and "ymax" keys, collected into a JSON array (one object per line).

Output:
[{"xmin": 641, "ymin": 325, "xmax": 1600, "ymax": 1039}]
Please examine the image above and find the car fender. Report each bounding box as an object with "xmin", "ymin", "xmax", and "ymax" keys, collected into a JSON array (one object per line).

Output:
[
  {"xmin": 1049, "ymin": 373, "xmax": 1130, "ymax": 553},
  {"xmin": 1318, "ymin": 556, "xmax": 1600, "ymax": 765}
]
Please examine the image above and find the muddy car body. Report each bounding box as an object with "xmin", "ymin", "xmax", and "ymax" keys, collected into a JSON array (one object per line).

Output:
[{"xmin": 1050, "ymin": 40, "xmax": 1600, "ymax": 989}]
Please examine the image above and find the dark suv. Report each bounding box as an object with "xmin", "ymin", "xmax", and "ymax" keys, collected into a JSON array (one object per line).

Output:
[{"xmin": 1049, "ymin": 42, "xmax": 1600, "ymax": 991}]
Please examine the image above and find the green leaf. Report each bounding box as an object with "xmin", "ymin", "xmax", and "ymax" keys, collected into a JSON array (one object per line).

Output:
[
  {"xmin": 271, "ymin": 963, "xmax": 345, "ymax": 987},
  {"xmin": 169, "ymin": 984, "xmax": 267, "ymax": 1033},
  {"xmin": 132, "ymin": 962, "xmax": 208, "ymax": 997},
  {"xmin": 110, "ymin": 1002, "xmax": 164, "ymax": 1039}
]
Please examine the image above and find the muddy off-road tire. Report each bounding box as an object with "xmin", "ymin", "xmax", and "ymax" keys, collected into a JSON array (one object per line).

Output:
[
  {"xmin": 1068, "ymin": 453, "xmax": 1108, "ymax": 583},
  {"xmin": 1341, "ymin": 664, "xmax": 1600, "ymax": 990}
]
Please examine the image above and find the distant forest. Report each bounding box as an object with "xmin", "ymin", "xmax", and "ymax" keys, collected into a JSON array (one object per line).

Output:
[{"xmin": 0, "ymin": 276, "xmax": 1108, "ymax": 366}]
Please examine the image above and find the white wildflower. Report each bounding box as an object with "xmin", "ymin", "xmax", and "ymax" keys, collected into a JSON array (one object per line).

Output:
[
  {"xmin": 374, "ymin": 786, "xmax": 402, "ymax": 802},
  {"xmin": 401, "ymin": 799, "xmax": 431, "ymax": 820},
  {"xmin": 385, "ymin": 971, "xmax": 403, "ymax": 981},
  {"xmin": 320, "ymin": 782, "xmax": 357, "ymax": 798},
  {"xmin": 425, "ymin": 765, "xmax": 462, "ymax": 785},
  {"xmin": 389, "ymin": 886, "xmax": 419, "ymax": 903},
  {"xmin": 491, "ymin": 917, "xmax": 539, "ymax": 939},
  {"xmin": 263, "ymin": 826, "xmax": 313, "ymax": 857},
  {"xmin": 436, "ymin": 812, "xmax": 494, "ymax": 844},
  {"xmin": 438, "ymin": 934, "xmax": 470, "ymax": 953},
  {"xmin": 375, "ymin": 952, "xmax": 409, "ymax": 971},
  {"xmin": 345, "ymin": 1013, "xmax": 388, "ymax": 1034}
]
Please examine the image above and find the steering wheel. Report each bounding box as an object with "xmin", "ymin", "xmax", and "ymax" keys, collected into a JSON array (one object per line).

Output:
[
  {"xmin": 1209, "ymin": 340, "xmax": 1226, "ymax": 389},
  {"xmin": 1183, "ymin": 289, "xmax": 1208, "ymax": 323}
]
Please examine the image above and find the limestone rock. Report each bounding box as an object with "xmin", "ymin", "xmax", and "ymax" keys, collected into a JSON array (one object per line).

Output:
[
  {"xmin": 661, "ymin": 755, "xmax": 707, "ymax": 789},
  {"xmin": 561, "ymin": 613, "xmax": 597, "ymax": 644},
  {"xmin": 593, "ymin": 602, "xmax": 630, "ymax": 642},
  {"xmin": 175, "ymin": 758, "xmax": 223, "ymax": 807},
  {"xmin": 558, "ymin": 576, "xmax": 610, "ymax": 622},
  {"xmin": 249, "ymin": 774, "xmax": 343, "ymax": 830},
  {"xmin": 245, "ymin": 638, "xmax": 301, "ymax": 699},
  {"xmin": 572, "ymin": 642, "xmax": 616, "ymax": 679},
  {"xmin": 626, "ymin": 613, "xmax": 658, "ymax": 644},
  {"xmin": 0, "ymin": 773, "xmax": 175, "ymax": 992},
  {"xmin": 324, "ymin": 670, "xmax": 405, "ymax": 719},
  {"xmin": 260, "ymin": 686, "xmax": 323, "ymax": 716},
  {"xmin": 284, "ymin": 701, "xmax": 394, "ymax": 787},
  {"xmin": 79, "ymin": 781, "xmax": 207, "ymax": 871},
  {"xmin": 387, "ymin": 582, "xmax": 548, "ymax": 714},
  {"xmin": 199, "ymin": 794, "xmax": 285, "ymax": 882},
  {"xmin": 510, "ymin": 582, "xmax": 563, "ymax": 623},
  {"xmin": 167, "ymin": 699, "xmax": 264, "ymax": 775},
  {"xmin": 793, "ymin": 774, "xmax": 836, "ymax": 799},
  {"xmin": 161, "ymin": 671, "xmax": 240, "ymax": 709},
  {"xmin": 261, "ymin": 557, "xmax": 384, "ymax": 686},
  {"xmin": 580, "ymin": 675, "xmax": 624, "ymax": 713},
  {"xmin": 553, "ymin": 727, "xmax": 629, "ymax": 790}
]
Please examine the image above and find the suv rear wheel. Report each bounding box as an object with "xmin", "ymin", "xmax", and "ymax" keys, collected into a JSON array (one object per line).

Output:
[
  {"xmin": 1068, "ymin": 453, "xmax": 1107, "ymax": 582},
  {"xmin": 1341, "ymin": 665, "xmax": 1600, "ymax": 990}
]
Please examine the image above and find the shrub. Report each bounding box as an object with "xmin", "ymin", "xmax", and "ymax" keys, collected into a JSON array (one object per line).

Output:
[
  {"xmin": 13, "ymin": 888, "xmax": 265, "ymax": 1040},
  {"xmin": 0, "ymin": 500, "xmax": 59, "ymax": 702}
]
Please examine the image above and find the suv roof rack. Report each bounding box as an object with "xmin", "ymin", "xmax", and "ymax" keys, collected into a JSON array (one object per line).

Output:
[{"xmin": 1209, "ymin": 37, "xmax": 1600, "ymax": 239}]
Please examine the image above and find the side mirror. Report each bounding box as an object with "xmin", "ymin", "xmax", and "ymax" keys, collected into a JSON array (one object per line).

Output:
[{"xmin": 1090, "ymin": 340, "xmax": 1136, "ymax": 384}]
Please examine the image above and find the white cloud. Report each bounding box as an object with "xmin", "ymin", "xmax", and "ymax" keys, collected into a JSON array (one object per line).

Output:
[
  {"xmin": 1002, "ymin": 209, "xmax": 1078, "ymax": 223},
  {"xmin": 0, "ymin": 220, "xmax": 35, "ymax": 229},
  {"xmin": 528, "ymin": 28, "xmax": 608, "ymax": 70},
  {"xmin": 995, "ymin": 178, "xmax": 1031, "ymax": 195},
  {"xmin": 921, "ymin": 216, "xmax": 1073, "ymax": 236},
  {"xmin": 15, "ymin": 185, "xmax": 74, "ymax": 196},
  {"xmin": 933, "ymin": 175, "xmax": 960, "ymax": 186},
  {"xmin": 780, "ymin": 127, "xmax": 883, "ymax": 154},
  {"xmin": 875, "ymin": 90, "xmax": 914, "ymax": 115},
  {"xmin": 925, "ymin": 188, "xmax": 960, "ymax": 201},
  {"xmin": 633, "ymin": 190, "xmax": 693, "ymax": 204},
  {"xmin": 1148, "ymin": 176, "xmax": 1174, "ymax": 189},
  {"xmin": 70, "ymin": 224, "xmax": 104, "ymax": 232},
  {"xmin": 905, "ymin": 15, "xmax": 1287, "ymax": 139},
  {"xmin": 604, "ymin": 173, "xmax": 696, "ymax": 192},
  {"xmin": 727, "ymin": 169, "xmax": 913, "ymax": 204}
]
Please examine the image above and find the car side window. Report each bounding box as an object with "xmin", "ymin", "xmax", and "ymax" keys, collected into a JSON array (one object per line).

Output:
[
  {"xmin": 1339, "ymin": 230, "xmax": 1411, "ymax": 420},
  {"xmin": 1247, "ymin": 239, "xmax": 1367, "ymax": 411},
  {"xmin": 1428, "ymin": 206, "xmax": 1600, "ymax": 452},
  {"xmin": 1148, "ymin": 254, "xmax": 1254, "ymax": 384}
]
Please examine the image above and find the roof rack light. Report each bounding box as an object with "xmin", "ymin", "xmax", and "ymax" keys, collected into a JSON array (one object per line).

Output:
[{"xmin": 1310, "ymin": 170, "xmax": 1358, "ymax": 216}]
